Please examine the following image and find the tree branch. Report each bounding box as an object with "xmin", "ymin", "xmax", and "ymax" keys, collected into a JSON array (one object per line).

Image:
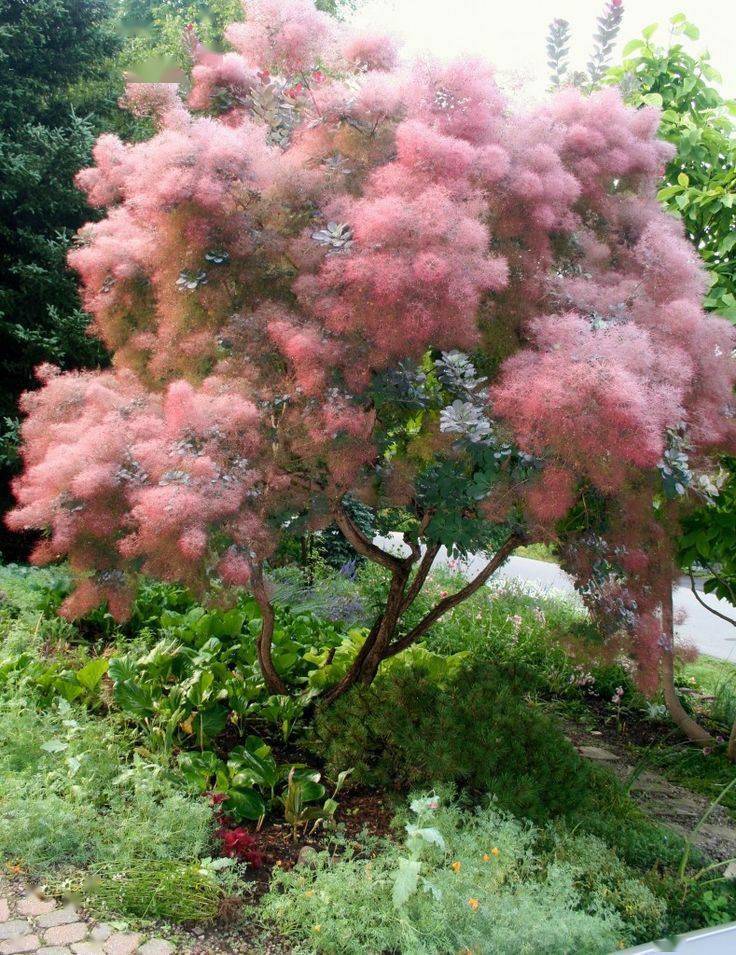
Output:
[
  {"xmin": 689, "ymin": 573, "xmax": 736, "ymax": 627},
  {"xmin": 385, "ymin": 533, "xmax": 522, "ymax": 658},
  {"xmin": 400, "ymin": 542, "xmax": 441, "ymax": 614},
  {"xmin": 333, "ymin": 505, "xmax": 410, "ymax": 571},
  {"xmin": 251, "ymin": 564, "xmax": 288, "ymax": 695}
]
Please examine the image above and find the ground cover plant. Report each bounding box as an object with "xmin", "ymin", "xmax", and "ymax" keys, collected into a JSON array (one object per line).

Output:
[
  {"xmin": 3, "ymin": 559, "xmax": 736, "ymax": 948},
  {"xmin": 262, "ymin": 790, "xmax": 665, "ymax": 953}
]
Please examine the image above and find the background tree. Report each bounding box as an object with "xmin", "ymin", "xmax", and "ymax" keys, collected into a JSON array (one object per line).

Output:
[
  {"xmin": 609, "ymin": 15, "xmax": 736, "ymax": 749},
  {"xmin": 7, "ymin": 0, "xmax": 736, "ymax": 705},
  {"xmin": 0, "ymin": 0, "xmax": 123, "ymax": 559},
  {"xmin": 547, "ymin": 7, "xmax": 736, "ymax": 748}
]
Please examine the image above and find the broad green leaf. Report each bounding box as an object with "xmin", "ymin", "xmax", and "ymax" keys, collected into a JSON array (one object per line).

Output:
[
  {"xmin": 41, "ymin": 739, "xmax": 68, "ymax": 753},
  {"xmin": 108, "ymin": 656, "xmax": 137, "ymax": 684},
  {"xmin": 225, "ymin": 787, "xmax": 266, "ymax": 822},
  {"xmin": 75, "ymin": 657, "xmax": 109, "ymax": 691},
  {"xmin": 114, "ymin": 679, "xmax": 155, "ymax": 718},
  {"xmin": 178, "ymin": 750, "xmax": 224, "ymax": 791},
  {"xmin": 393, "ymin": 858, "xmax": 421, "ymax": 908},
  {"xmin": 622, "ymin": 39, "xmax": 645, "ymax": 56},
  {"xmin": 191, "ymin": 704, "xmax": 228, "ymax": 742}
]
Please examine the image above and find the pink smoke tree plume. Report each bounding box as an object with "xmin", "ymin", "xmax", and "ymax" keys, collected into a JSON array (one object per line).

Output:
[{"xmin": 7, "ymin": 0, "xmax": 736, "ymax": 701}]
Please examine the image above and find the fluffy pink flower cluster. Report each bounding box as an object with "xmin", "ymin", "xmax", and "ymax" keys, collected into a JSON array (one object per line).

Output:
[{"xmin": 8, "ymin": 0, "xmax": 736, "ymax": 685}]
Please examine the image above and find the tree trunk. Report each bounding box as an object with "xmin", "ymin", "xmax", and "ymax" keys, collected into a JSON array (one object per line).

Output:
[
  {"xmin": 660, "ymin": 586, "xmax": 713, "ymax": 746},
  {"xmin": 728, "ymin": 718, "xmax": 736, "ymax": 763},
  {"xmin": 252, "ymin": 564, "xmax": 288, "ymax": 696}
]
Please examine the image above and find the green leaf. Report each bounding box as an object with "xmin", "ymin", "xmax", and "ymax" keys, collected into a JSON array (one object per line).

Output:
[
  {"xmin": 228, "ymin": 745, "xmax": 280, "ymax": 789},
  {"xmin": 642, "ymin": 22, "xmax": 658, "ymax": 40},
  {"xmin": 108, "ymin": 657, "xmax": 137, "ymax": 684},
  {"xmin": 178, "ymin": 751, "xmax": 224, "ymax": 792},
  {"xmin": 298, "ymin": 779, "xmax": 326, "ymax": 803},
  {"xmin": 114, "ymin": 680, "xmax": 155, "ymax": 718},
  {"xmin": 622, "ymin": 39, "xmax": 645, "ymax": 56},
  {"xmin": 41, "ymin": 739, "xmax": 68, "ymax": 753},
  {"xmin": 677, "ymin": 172, "xmax": 690, "ymax": 188},
  {"xmin": 75, "ymin": 657, "xmax": 108, "ymax": 691},
  {"xmin": 683, "ymin": 23, "xmax": 700, "ymax": 40},
  {"xmin": 642, "ymin": 93, "xmax": 663, "ymax": 108},
  {"xmin": 225, "ymin": 787, "xmax": 266, "ymax": 822},
  {"xmin": 191, "ymin": 705, "xmax": 228, "ymax": 742},
  {"xmin": 53, "ymin": 677, "xmax": 85, "ymax": 702},
  {"xmin": 393, "ymin": 858, "xmax": 421, "ymax": 908}
]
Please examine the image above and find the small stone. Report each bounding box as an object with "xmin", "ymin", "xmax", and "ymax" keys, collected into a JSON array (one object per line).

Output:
[
  {"xmin": 39, "ymin": 948, "xmax": 73, "ymax": 955},
  {"xmin": 72, "ymin": 944, "xmax": 106, "ymax": 955},
  {"xmin": 0, "ymin": 901, "xmax": 9, "ymax": 924},
  {"xmin": 44, "ymin": 923, "xmax": 88, "ymax": 946},
  {"xmin": 104, "ymin": 934, "xmax": 141, "ymax": 955},
  {"xmin": 296, "ymin": 845, "xmax": 318, "ymax": 868},
  {"xmin": 0, "ymin": 936, "xmax": 41, "ymax": 955},
  {"xmin": 18, "ymin": 895, "xmax": 57, "ymax": 917},
  {"xmin": 139, "ymin": 941, "xmax": 174, "ymax": 955},
  {"xmin": 724, "ymin": 861, "xmax": 736, "ymax": 881},
  {"xmin": 90, "ymin": 926, "xmax": 112, "ymax": 943},
  {"xmin": 577, "ymin": 745, "xmax": 619, "ymax": 761},
  {"xmin": 37, "ymin": 907, "xmax": 79, "ymax": 929},
  {"xmin": 0, "ymin": 922, "xmax": 30, "ymax": 941}
]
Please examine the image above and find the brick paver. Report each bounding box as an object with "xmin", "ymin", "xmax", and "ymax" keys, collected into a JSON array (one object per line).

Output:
[{"xmin": 0, "ymin": 882, "xmax": 177, "ymax": 955}]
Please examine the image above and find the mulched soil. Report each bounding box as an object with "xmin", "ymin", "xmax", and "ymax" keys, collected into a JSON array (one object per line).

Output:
[{"xmin": 241, "ymin": 787, "xmax": 398, "ymax": 896}]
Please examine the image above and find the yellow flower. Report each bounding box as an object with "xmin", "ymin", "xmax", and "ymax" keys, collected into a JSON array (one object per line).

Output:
[
  {"xmin": 482, "ymin": 853, "xmax": 490, "ymax": 862},
  {"xmin": 305, "ymin": 890, "xmax": 314, "ymax": 898},
  {"xmin": 313, "ymin": 925, "xmax": 322, "ymax": 933},
  {"xmin": 491, "ymin": 847, "xmax": 500, "ymax": 856},
  {"xmin": 468, "ymin": 898, "xmax": 479, "ymax": 911},
  {"xmin": 451, "ymin": 860, "xmax": 462, "ymax": 873}
]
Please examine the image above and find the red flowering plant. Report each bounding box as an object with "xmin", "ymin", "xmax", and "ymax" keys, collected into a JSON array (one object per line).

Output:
[{"xmin": 7, "ymin": 0, "xmax": 735, "ymax": 702}]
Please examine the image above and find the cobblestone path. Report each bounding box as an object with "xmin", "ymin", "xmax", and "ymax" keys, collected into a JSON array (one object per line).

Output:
[{"xmin": 0, "ymin": 879, "xmax": 175, "ymax": 955}]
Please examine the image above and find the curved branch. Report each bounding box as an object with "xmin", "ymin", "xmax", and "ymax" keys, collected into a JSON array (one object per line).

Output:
[
  {"xmin": 251, "ymin": 564, "xmax": 288, "ymax": 696},
  {"xmin": 689, "ymin": 573, "xmax": 736, "ymax": 627},
  {"xmin": 333, "ymin": 506, "xmax": 408, "ymax": 571},
  {"xmin": 661, "ymin": 585, "xmax": 713, "ymax": 747},
  {"xmin": 400, "ymin": 542, "xmax": 441, "ymax": 614},
  {"xmin": 385, "ymin": 533, "xmax": 522, "ymax": 658}
]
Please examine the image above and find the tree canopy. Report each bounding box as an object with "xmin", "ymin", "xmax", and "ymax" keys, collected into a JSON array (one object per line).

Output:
[{"xmin": 7, "ymin": 0, "xmax": 736, "ymax": 699}]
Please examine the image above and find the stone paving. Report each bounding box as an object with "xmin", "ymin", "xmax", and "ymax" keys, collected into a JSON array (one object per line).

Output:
[{"xmin": 0, "ymin": 880, "xmax": 175, "ymax": 955}]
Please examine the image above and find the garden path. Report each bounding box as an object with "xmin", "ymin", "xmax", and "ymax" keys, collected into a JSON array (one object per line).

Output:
[
  {"xmin": 567, "ymin": 723, "xmax": 736, "ymax": 865},
  {"xmin": 0, "ymin": 880, "xmax": 174, "ymax": 955}
]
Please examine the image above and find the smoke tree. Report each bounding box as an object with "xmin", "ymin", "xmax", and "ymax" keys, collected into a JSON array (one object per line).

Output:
[{"xmin": 7, "ymin": 0, "xmax": 736, "ymax": 702}]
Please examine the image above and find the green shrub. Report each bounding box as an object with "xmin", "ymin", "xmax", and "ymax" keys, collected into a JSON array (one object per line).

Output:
[
  {"xmin": 263, "ymin": 791, "xmax": 638, "ymax": 954},
  {"xmin": 0, "ymin": 696, "xmax": 213, "ymax": 872},
  {"xmin": 311, "ymin": 660, "xmax": 597, "ymax": 822},
  {"xmin": 548, "ymin": 828, "xmax": 666, "ymax": 940}
]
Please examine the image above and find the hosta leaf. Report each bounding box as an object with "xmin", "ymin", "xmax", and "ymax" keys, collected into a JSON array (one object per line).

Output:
[{"xmin": 225, "ymin": 787, "xmax": 266, "ymax": 822}]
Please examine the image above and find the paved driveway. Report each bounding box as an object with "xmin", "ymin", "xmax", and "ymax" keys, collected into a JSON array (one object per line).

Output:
[{"xmin": 375, "ymin": 535, "xmax": 736, "ymax": 662}]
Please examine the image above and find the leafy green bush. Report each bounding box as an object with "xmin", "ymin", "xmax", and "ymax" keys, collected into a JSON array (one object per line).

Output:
[
  {"xmin": 107, "ymin": 598, "xmax": 359, "ymax": 750},
  {"xmin": 0, "ymin": 696, "xmax": 213, "ymax": 872},
  {"xmin": 263, "ymin": 791, "xmax": 644, "ymax": 953},
  {"xmin": 311, "ymin": 659, "xmax": 596, "ymax": 822},
  {"xmin": 548, "ymin": 828, "xmax": 666, "ymax": 940}
]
